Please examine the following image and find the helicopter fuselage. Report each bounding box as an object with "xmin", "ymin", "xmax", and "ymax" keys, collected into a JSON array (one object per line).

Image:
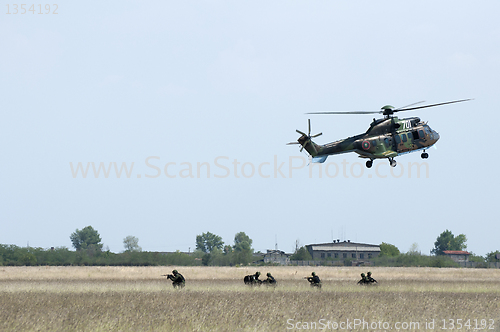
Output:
[{"xmin": 300, "ymin": 116, "xmax": 439, "ymax": 165}]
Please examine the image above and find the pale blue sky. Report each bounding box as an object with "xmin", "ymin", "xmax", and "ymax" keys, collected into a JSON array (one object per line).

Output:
[{"xmin": 1, "ymin": 1, "xmax": 499, "ymax": 256}]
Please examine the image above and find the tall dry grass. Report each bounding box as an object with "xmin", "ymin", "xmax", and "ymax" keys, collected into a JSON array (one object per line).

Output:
[
  {"xmin": 2, "ymin": 265, "xmax": 499, "ymax": 281},
  {"xmin": 1, "ymin": 266, "xmax": 499, "ymax": 331}
]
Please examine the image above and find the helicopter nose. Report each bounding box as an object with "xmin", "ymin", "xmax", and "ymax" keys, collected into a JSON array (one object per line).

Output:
[{"xmin": 434, "ymin": 131, "xmax": 440, "ymax": 141}]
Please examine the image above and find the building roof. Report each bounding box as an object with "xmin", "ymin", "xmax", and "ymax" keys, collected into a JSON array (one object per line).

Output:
[
  {"xmin": 443, "ymin": 250, "xmax": 470, "ymax": 255},
  {"xmin": 263, "ymin": 250, "xmax": 290, "ymax": 256},
  {"xmin": 307, "ymin": 241, "xmax": 380, "ymax": 252}
]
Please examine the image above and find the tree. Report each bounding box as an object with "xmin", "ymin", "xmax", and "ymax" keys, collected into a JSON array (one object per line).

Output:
[
  {"xmin": 431, "ymin": 229, "xmax": 467, "ymax": 255},
  {"xmin": 195, "ymin": 232, "xmax": 224, "ymax": 253},
  {"xmin": 468, "ymin": 252, "xmax": 486, "ymax": 263},
  {"xmin": 123, "ymin": 236, "xmax": 142, "ymax": 252},
  {"xmin": 289, "ymin": 246, "xmax": 312, "ymax": 261},
  {"xmin": 407, "ymin": 243, "xmax": 420, "ymax": 255},
  {"xmin": 70, "ymin": 226, "xmax": 103, "ymax": 251},
  {"xmin": 379, "ymin": 242, "xmax": 400, "ymax": 257},
  {"xmin": 233, "ymin": 232, "xmax": 252, "ymax": 252},
  {"xmin": 232, "ymin": 232, "xmax": 253, "ymax": 264},
  {"xmin": 486, "ymin": 250, "xmax": 500, "ymax": 262}
]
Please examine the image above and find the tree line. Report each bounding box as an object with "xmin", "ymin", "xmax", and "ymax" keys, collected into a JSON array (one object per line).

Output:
[
  {"xmin": 1, "ymin": 227, "xmax": 498, "ymax": 267},
  {"xmin": 0, "ymin": 227, "xmax": 257, "ymax": 267},
  {"xmin": 0, "ymin": 226, "xmax": 197, "ymax": 266}
]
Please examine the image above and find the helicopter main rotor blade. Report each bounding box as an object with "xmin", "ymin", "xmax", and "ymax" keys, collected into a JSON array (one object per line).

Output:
[
  {"xmin": 395, "ymin": 99, "xmax": 472, "ymax": 112},
  {"xmin": 286, "ymin": 142, "xmax": 300, "ymax": 145},
  {"xmin": 307, "ymin": 99, "xmax": 471, "ymax": 116},
  {"xmin": 308, "ymin": 119, "xmax": 311, "ymax": 136},
  {"xmin": 395, "ymin": 101, "xmax": 425, "ymax": 110},
  {"xmin": 306, "ymin": 111, "xmax": 380, "ymax": 115},
  {"xmin": 310, "ymin": 133, "xmax": 322, "ymax": 138}
]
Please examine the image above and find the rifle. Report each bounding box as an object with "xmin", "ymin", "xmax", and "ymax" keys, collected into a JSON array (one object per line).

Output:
[{"xmin": 161, "ymin": 274, "xmax": 173, "ymax": 279}]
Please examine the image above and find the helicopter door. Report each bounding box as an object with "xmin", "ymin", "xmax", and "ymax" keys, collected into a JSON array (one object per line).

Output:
[
  {"xmin": 394, "ymin": 134, "xmax": 402, "ymax": 152},
  {"xmin": 400, "ymin": 133, "xmax": 410, "ymax": 152},
  {"xmin": 384, "ymin": 137, "xmax": 394, "ymax": 152}
]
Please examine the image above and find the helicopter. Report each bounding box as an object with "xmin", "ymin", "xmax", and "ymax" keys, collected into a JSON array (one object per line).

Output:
[{"xmin": 287, "ymin": 99, "xmax": 471, "ymax": 168}]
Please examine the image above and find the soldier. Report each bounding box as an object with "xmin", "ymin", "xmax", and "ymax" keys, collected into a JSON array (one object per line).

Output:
[
  {"xmin": 367, "ymin": 271, "xmax": 377, "ymax": 284},
  {"xmin": 163, "ymin": 269, "xmax": 185, "ymax": 288},
  {"xmin": 244, "ymin": 271, "xmax": 262, "ymax": 285},
  {"xmin": 306, "ymin": 272, "xmax": 321, "ymax": 288},
  {"xmin": 357, "ymin": 273, "xmax": 368, "ymax": 285},
  {"xmin": 263, "ymin": 272, "xmax": 277, "ymax": 286}
]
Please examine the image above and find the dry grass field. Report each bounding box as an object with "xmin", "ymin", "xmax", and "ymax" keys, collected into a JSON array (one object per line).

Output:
[{"xmin": 1, "ymin": 266, "xmax": 499, "ymax": 331}]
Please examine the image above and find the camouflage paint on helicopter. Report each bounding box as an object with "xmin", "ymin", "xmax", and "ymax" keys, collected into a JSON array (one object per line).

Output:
[{"xmin": 288, "ymin": 100, "xmax": 469, "ymax": 168}]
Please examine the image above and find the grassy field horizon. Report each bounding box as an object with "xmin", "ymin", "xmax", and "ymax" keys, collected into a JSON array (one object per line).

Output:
[{"xmin": 1, "ymin": 266, "xmax": 499, "ymax": 331}]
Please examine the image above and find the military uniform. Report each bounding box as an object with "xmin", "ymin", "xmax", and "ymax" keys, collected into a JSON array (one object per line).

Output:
[
  {"xmin": 167, "ymin": 270, "xmax": 185, "ymax": 288},
  {"xmin": 367, "ymin": 272, "xmax": 377, "ymax": 284},
  {"xmin": 358, "ymin": 273, "xmax": 368, "ymax": 285},
  {"xmin": 244, "ymin": 272, "xmax": 262, "ymax": 285},
  {"xmin": 307, "ymin": 272, "xmax": 321, "ymax": 288},
  {"xmin": 264, "ymin": 272, "xmax": 277, "ymax": 285}
]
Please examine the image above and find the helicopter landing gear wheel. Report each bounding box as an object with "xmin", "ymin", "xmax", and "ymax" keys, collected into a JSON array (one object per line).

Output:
[
  {"xmin": 421, "ymin": 151, "xmax": 429, "ymax": 159},
  {"xmin": 366, "ymin": 160, "xmax": 373, "ymax": 168},
  {"xmin": 388, "ymin": 158, "xmax": 397, "ymax": 167}
]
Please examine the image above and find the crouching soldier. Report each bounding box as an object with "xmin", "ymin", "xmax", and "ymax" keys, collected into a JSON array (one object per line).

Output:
[
  {"xmin": 244, "ymin": 271, "xmax": 262, "ymax": 285},
  {"xmin": 357, "ymin": 273, "xmax": 368, "ymax": 285},
  {"xmin": 163, "ymin": 270, "xmax": 185, "ymax": 289},
  {"xmin": 367, "ymin": 271, "xmax": 377, "ymax": 284},
  {"xmin": 263, "ymin": 272, "xmax": 277, "ymax": 286},
  {"xmin": 306, "ymin": 272, "xmax": 321, "ymax": 288}
]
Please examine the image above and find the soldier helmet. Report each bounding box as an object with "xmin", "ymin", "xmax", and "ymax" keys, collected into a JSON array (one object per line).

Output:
[
  {"xmin": 312, "ymin": 272, "xmax": 316, "ymax": 276},
  {"xmin": 255, "ymin": 272, "xmax": 261, "ymax": 276},
  {"xmin": 367, "ymin": 272, "xmax": 372, "ymax": 276},
  {"xmin": 361, "ymin": 273, "xmax": 365, "ymax": 277},
  {"xmin": 172, "ymin": 270, "xmax": 178, "ymax": 274},
  {"xmin": 267, "ymin": 273, "xmax": 271, "ymax": 277}
]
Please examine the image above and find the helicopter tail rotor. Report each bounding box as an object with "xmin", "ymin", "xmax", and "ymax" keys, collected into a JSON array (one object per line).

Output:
[{"xmin": 287, "ymin": 119, "xmax": 322, "ymax": 155}]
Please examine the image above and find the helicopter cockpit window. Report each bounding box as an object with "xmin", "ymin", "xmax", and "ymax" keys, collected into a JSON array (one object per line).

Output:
[
  {"xmin": 395, "ymin": 135, "xmax": 401, "ymax": 144},
  {"xmin": 401, "ymin": 134, "xmax": 407, "ymax": 142},
  {"xmin": 418, "ymin": 130, "xmax": 424, "ymax": 139},
  {"xmin": 424, "ymin": 126, "xmax": 430, "ymax": 135}
]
